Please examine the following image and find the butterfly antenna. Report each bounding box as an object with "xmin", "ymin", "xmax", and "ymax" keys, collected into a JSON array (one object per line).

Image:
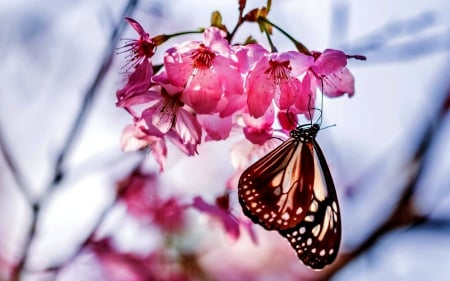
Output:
[
  {"xmin": 306, "ymin": 94, "xmax": 323, "ymax": 127},
  {"xmin": 307, "ymin": 95, "xmax": 314, "ymax": 125}
]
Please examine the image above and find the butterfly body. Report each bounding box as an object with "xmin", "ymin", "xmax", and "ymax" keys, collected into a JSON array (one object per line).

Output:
[{"xmin": 238, "ymin": 123, "xmax": 341, "ymax": 269}]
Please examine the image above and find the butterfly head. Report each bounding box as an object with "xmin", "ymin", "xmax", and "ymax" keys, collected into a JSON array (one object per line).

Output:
[{"xmin": 290, "ymin": 123, "xmax": 320, "ymax": 143}]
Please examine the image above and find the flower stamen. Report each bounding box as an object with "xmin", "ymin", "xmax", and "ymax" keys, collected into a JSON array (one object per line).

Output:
[{"xmin": 191, "ymin": 44, "xmax": 216, "ymax": 69}]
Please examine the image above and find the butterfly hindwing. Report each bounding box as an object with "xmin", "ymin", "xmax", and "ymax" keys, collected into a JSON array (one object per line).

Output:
[
  {"xmin": 278, "ymin": 139, "xmax": 341, "ymax": 269},
  {"xmin": 238, "ymin": 139, "xmax": 315, "ymax": 230}
]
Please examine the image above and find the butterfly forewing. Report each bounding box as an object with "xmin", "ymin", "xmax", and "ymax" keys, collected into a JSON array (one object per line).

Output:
[
  {"xmin": 278, "ymin": 139, "xmax": 341, "ymax": 269},
  {"xmin": 238, "ymin": 139, "xmax": 315, "ymax": 230}
]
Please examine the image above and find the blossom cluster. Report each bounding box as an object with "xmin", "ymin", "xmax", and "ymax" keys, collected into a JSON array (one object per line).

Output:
[{"xmin": 117, "ymin": 18, "xmax": 361, "ymax": 172}]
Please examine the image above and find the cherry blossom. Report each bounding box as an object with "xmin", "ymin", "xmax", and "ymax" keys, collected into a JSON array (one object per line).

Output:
[
  {"xmin": 121, "ymin": 17, "xmax": 156, "ymax": 68},
  {"xmin": 118, "ymin": 171, "xmax": 187, "ymax": 232},
  {"xmin": 246, "ymin": 51, "xmax": 313, "ymax": 118},
  {"xmin": 120, "ymin": 120, "xmax": 167, "ymax": 171},
  {"xmin": 89, "ymin": 238, "xmax": 194, "ymax": 281},
  {"xmin": 305, "ymin": 49, "xmax": 355, "ymax": 98},
  {"xmin": 89, "ymin": 238, "xmax": 157, "ymax": 281},
  {"xmin": 164, "ymin": 27, "xmax": 243, "ymax": 114}
]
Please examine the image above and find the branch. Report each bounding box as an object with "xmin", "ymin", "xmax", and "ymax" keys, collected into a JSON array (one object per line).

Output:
[{"xmin": 10, "ymin": 1, "xmax": 140, "ymax": 280}]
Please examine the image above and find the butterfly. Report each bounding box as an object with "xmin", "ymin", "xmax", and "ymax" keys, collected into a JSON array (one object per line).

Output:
[{"xmin": 238, "ymin": 123, "xmax": 341, "ymax": 269}]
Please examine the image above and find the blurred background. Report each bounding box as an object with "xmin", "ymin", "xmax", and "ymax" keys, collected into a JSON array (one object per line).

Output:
[{"xmin": 1, "ymin": 0, "xmax": 450, "ymax": 280}]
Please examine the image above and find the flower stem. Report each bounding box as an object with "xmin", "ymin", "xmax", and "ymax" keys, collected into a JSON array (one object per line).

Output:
[
  {"xmin": 227, "ymin": 1, "xmax": 246, "ymax": 42},
  {"xmin": 258, "ymin": 16, "xmax": 311, "ymax": 55}
]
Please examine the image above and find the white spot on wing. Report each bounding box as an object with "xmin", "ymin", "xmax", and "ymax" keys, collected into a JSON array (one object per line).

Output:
[
  {"xmin": 309, "ymin": 200, "xmax": 319, "ymax": 212},
  {"xmin": 305, "ymin": 215, "xmax": 314, "ymax": 222},
  {"xmin": 318, "ymin": 206, "xmax": 332, "ymax": 241},
  {"xmin": 313, "ymin": 150, "xmax": 328, "ymax": 201},
  {"xmin": 312, "ymin": 224, "xmax": 320, "ymax": 237}
]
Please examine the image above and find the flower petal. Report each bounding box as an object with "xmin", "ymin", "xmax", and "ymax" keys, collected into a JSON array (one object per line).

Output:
[
  {"xmin": 164, "ymin": 43, "xmax": 197, "ymax": 87},
  {"xmin": 284, "ymin": 51, "xmax": 313, "ymax": 76},
  {"xmin": 322, "ymin": 67, "xmax": 355, "ymax": 97},
  {"xmin": 294, "ymin": 72, "xmax": 314, "ymax": 115},
  {"xmin": 116, "ymin": 59, "xmax": 153, "ymax": 106},
  {"xmin": 312, "ymin": 49, "xmax": 347, "ymax": 75},
  {"xmin": 183, "ymin": 69, "xmax": 222, "ymax": 114},
  {"xmin": 203, "ymin": 27, "xmax": 231, "ymax": 55},
  {"xmin": 149, "ymin": 137, "xmax": 167, "ymax": 172},
  {"xmin": 198, "ymin": 114, "xmax": 232, "ymax": 141},
  {"xmin": 120, "ymin": 124, "xmax": 148, "ymax": 152},
  {"xmin": 277, "ymin": 76, "xmax": 301, "ymax": 109},
  {"xmin": 277, "ymin": 110, "xmax": 298, "ymax": 131},
  {"xmin": 174, "ymin": 108, "xmax": 202, "ymax": 145},
  {"xmin": 142, "ymin": 105, "xmax": 174, "ymax": 134},
  {"xmin": 213, "ymin": 56, "xmax": 243, "ymax": 97},
  {"xmin": 125, "ymin": 17, "xmax": 149, "ymax": 38},
  {"xmin": 217, "ymin": 93, "xmax": 246, "ymax": 117},
  {"xmin": 246, "ymin": 57, "xmax": 275, "ymax": 117}
]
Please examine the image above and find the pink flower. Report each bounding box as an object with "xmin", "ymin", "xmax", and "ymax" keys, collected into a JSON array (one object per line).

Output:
[
  {"xmin": 164, "ymin": 27, "xmax": 243, "ymax": 114},
  {"xmin": 121, "ymin": 17, "xmax": 156, "ymax": 67},
  {"xmin": 306, "ymin": 49, "xmax": 355, "ymax": 98},
  {"xmin": 246, "ymin": 51, "xmax": 313, "ymax": 118},
  {"xmin": 192, "ymin": 194, "xmax": 257, "ymax": 243},
  {"xmin": 119, "ymin": 71, "xmax": 202, "ymax": 159}
]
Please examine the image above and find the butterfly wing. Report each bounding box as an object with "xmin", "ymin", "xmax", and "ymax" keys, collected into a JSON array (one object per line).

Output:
[
  {"xmin": 278, "ymin": 139, "xmax": 341, "ymax": 269},
  {"xmin": 238, "ymin": 139, "xmax": 316, "ymax": 230}
]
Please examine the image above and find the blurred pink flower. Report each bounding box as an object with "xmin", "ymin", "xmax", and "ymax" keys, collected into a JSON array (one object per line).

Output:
[
  {"xmin": 89, "ymin": 238, "xmax": 157, "ymax": 281},
  {"xmin": 164, "ymin": 27, "xmax": 243, "ymax": 114},
  {"xmin": 118, "ymin": 171, "xmax": 187, "ymax": 232},
  {"xmin": 89, "ymin": 238, "xmax": 196, "ymax": 281},
  {"xmin": 192, "ymin": 194, "xmax": 257, "ymax": 243},
  {"xmin": 120, "ymin": 120, "xmax": 167, "ymax": 171},
  {"xmin": 246, "ymin": 51, "xmax": 313, "ymax": 118}
]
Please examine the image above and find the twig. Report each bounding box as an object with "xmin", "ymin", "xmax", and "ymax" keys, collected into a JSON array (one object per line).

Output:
[
  {"xmin": 0, "ymin": 125, "xmax": 33, "ymax": 205},
  {"xmin": 10, "ymin": 1, "xmax": 139, "ymax": 280}
]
